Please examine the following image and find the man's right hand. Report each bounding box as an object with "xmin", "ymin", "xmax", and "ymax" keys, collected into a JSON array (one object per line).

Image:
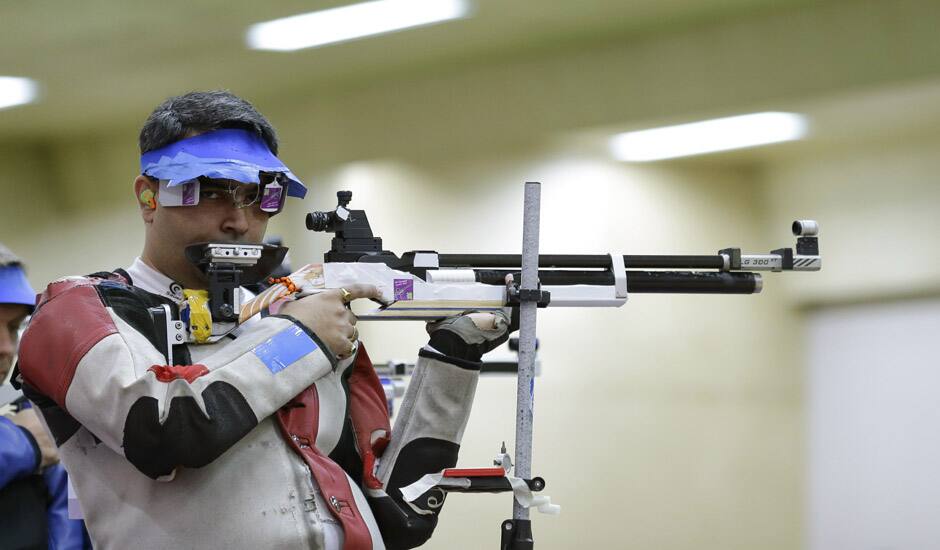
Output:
[
  {"xmin": 11, "ymin": 408, "xmax": 59, "ymax": 469},
  {"xmin": 279, "ymin": 284, "xmax": 382, "ymax": 361}
]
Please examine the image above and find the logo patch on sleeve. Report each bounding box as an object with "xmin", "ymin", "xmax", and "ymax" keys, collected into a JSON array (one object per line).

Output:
[{"xmin": 253, "ymin": 325, "xmax": 318, "ymax": 374}]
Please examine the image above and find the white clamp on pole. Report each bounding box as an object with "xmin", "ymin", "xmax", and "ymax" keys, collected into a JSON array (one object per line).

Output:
[{"xmin": 609, "ymin": 253, "xmax": 628, "ymax": 300}]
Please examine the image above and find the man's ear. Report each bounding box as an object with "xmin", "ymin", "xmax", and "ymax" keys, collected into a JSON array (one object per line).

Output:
[{"xmin": 134, "ymin": 175, "xmax": 158, "ymax": 223}]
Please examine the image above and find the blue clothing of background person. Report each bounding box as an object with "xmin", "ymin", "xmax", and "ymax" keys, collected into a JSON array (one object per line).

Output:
[{"xmin": 1, "ymin": 244, "xmax": 92, "ymax": 549}]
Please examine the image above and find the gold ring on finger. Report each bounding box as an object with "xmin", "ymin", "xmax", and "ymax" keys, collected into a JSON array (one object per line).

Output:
[
  {"xmin": 348, "ymin": 341, "xmax": 357, "ymax": 356},
  {"xmin": 339, "ymin": 287, "xmax": 353, "ymax": 304}
]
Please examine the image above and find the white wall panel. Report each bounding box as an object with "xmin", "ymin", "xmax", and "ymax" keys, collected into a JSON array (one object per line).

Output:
[{"xmin": 808, "ymin": 300, "xmax": 940, "ymax": 549}]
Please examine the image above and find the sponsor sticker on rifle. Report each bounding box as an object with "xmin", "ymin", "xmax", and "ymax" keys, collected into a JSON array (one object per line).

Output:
[{"xmin": 394, "ymin": 279, "xmax": 414, "ymax": 301}]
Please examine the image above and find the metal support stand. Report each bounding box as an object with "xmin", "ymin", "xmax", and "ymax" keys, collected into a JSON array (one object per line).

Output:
[{"xmin": 501, "ymin": 182, "xmax": 542, "ymax": 549}]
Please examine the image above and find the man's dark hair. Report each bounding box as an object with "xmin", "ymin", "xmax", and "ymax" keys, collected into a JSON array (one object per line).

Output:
[{"xmin": 138, "ymin": 90, "xmax": 278, "ymax": 155}]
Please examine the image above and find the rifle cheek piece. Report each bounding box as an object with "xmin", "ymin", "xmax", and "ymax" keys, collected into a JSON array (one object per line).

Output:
[{"xmin": 184, "ymin": 242, "xmax": 288, "ymax": 323}]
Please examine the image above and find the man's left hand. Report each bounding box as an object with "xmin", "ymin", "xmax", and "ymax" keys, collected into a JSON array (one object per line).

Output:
[{"xmin": 426, "ymin": 310, "xmax": 514, "ymax": 362}]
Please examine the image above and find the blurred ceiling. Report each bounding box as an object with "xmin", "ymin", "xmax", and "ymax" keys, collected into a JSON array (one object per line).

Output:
[
  {"xmin": 0, "ymin": 0, "xmax": 821, "ymax": 139},
  {"xmin": 2, "ymin": 0, "xmax": 940, "ymax": 158}
]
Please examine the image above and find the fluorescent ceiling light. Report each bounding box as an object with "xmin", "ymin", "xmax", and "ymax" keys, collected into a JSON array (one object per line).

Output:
[
  {"xmin": 247, "ymin": 0, "xmax": 470, "ymax": 52},
  {"xmin": 0, "ymin": 77, "xmax": 39, "ymax": 111},
  {"xmin": 610, "ymin": 112, "xmax": 808, "ymax": 162}
]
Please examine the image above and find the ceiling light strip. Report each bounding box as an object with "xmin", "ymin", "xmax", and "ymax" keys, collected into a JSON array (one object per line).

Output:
[
  {"xmin": 247, "ymin": 0, "xmax": 471, "ymax": 52},
  {"xmin": 610, "ymin": 112, "xmax": 808, "ymax": 162},
  {"xmin": 0, "ymin": 76, "xmax": 39, "ymax": 111}
]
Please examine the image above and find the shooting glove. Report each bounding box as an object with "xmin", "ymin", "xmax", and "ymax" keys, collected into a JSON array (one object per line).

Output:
[{"xmin": 426, "ymin": 310, "xmax": 513, "ymax": 363}]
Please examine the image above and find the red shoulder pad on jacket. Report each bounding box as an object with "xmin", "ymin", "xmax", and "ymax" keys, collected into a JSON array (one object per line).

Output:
[
  {"xmin": 347, "ymin": 343, "xmax": 392, "ymax": 489},
  {"xmin": 19, "ymin": 277, "xmax": 117, "ymax": 409}
]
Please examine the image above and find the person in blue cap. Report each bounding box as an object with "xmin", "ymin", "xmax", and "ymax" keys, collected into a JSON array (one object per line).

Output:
[
  {"xmin": 15, "ymin": 91, "xmax": 510, "ymax": 549},
  {"xmin": 1, "ymin": 244, "xmax": 91, "ymax": 549},
  {"xmin": 0, "ymin": 244, "xmax": 34, "ymax": 385}
]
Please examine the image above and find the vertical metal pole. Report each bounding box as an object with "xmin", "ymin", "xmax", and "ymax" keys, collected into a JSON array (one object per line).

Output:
[{"xmin": 513, "ymin": 182, "xmax": 541, "ymax": 521}]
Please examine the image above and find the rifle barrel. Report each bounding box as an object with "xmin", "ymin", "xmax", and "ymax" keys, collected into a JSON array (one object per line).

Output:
[
  {"xmin": 438, "ymin": 254, "xmax": 724, "ymax": 270},
  {"xmin": 473, "ymin": 269, "xmax": 759, "ymax": 294}
]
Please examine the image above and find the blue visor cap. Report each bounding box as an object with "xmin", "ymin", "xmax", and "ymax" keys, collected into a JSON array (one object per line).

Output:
[
  {"xmin": 0, "ymin": 265, "xmax": 36, "ymax": 310},
  {"xmin": 140, "ymin": 129, "xmax": 306, "ymax": 199}
]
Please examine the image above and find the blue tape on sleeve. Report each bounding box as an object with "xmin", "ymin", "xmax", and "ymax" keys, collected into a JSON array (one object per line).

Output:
[{"xmin": 252, "ymin": 324, "xmax": 319, "ymax": 374}]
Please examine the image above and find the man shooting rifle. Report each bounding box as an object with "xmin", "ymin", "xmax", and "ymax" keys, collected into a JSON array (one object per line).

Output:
[{"xmin": 15, "ymin": 91, "xmax": 509, "ymax": 550}]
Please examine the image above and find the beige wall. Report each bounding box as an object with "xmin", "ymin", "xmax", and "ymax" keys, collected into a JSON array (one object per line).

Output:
[{"xmin": 763, "ymin": 135, "xmax": 940, "ymax": 305}]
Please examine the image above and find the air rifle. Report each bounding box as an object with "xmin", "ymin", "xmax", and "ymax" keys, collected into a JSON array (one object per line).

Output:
[
  {"xmin": 240, "ymin": 190, "xmax": 820, "ymax": 322},
  {"xmin": 233, "ymin": 185, "xmax": 822, "ymax": 549}
]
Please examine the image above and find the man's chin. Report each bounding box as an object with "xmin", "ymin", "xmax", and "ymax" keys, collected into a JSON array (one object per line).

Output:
[{"xmin": 180, "ymin": 265, "xmax": 211, "ymax": 290}]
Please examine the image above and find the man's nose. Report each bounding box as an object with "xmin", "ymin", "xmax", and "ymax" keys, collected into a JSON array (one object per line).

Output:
[{"xmin": 220, "ymin": 206, "xmax": 251, "ymax": 237}]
